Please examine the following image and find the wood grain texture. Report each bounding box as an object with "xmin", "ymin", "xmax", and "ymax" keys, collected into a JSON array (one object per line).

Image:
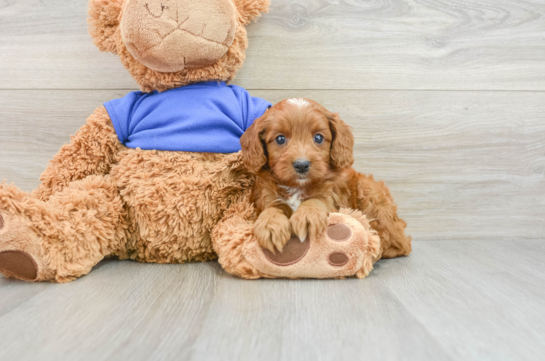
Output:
[
  {"xmin": 1, "ymin": 90, "xmax": 544, "ymax": 241},
  {"xmin": 1, "ymin": 1, "xmax": 543, "ymax": 360},
  {"xmin": 0, "ymin": 241, "xmax": 544, "ymax": 361},
  {"xmin": 383, "ymin": 240, "xmax": 545, "ymax": 361},
  {"xmin": 1, "ymin": 0, "xmax": 545, "ymax": 90},
  {"xmin": 0, "ymin": 260, "xmax": 222, "ymax": 360}
]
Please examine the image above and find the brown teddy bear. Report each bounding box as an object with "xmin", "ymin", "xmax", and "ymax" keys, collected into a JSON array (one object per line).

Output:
[{"xmin": 0, "ymin": 0, "xmax": 411, "ymax": 283}]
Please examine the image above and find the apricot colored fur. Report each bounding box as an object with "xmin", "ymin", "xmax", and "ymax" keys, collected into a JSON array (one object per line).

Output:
[
  {"xmin": 240, "ymin": 99, "xmax": 412, "ymax": 259},
  {"xmin": 88, "ymin": 0, "xmax": 270, "ymax": 92},
  {"xmin": 0, "ymin": 0, "xmax": 268, "ymax": 282},
  {"xmin": 0, "ymin": 105, "xmax": 255, "ymax": 282},
  {"xmin": 0, "ymin": 0, "xmax": 409, "ymax": 283}
]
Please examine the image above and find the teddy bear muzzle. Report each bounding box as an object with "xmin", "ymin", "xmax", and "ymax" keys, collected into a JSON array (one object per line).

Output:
[{"xmin": 121, "ymin": 0, "xmax": 237, "ymax": 72}]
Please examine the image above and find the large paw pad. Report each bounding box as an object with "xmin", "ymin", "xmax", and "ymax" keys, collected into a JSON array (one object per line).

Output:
[
  {"xmin": 263, "ymin": 236, "xmax": 310, "ymax": 266},
  {"xmin": 327, "ymin": 223, "xmax": 352, "ymax": 242},
  {"xmin": 0, "ymin": 250, "xmax": 38, "ymax": 280},
  {"xmin": 244, "ymin": 212, "xmax": 376, "ymax": 279},
  {"xmin": 0, "ymin": 212, "xmax": 42, "ymax": 281}
]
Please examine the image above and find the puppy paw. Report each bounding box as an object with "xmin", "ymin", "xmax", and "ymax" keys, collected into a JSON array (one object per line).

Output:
[
  {"xmin": 290, "ymin": 206, "xmax": 329, "ymax": 243},
  {"xmin": 254, "ymin": 208, "xmax": 291, "ymax": 253}
]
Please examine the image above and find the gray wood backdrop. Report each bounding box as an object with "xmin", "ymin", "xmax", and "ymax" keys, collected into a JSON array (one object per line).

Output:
[{"xmin": 1, "ymin": 0, "xmax": 544, "ymax": 242}]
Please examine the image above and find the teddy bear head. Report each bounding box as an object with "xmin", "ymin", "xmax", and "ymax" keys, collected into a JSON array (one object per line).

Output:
[{"xmin": 88, "ymin": 0, "xmax": 269, "ymax": 92}]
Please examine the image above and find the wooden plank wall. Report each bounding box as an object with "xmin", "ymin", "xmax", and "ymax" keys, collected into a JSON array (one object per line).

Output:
[{"xmin": 0, "ymin": 0, "xmax": 544, "ymax": 241}]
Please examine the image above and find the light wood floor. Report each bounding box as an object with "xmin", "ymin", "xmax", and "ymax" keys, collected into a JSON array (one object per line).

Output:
[
  {"xmin": 0, "ymin": 241, "xmax": 544, "ymax": 361},
  {"xmin": 0, "ymin": 0, "xmax": 544, "ymax": 360}
]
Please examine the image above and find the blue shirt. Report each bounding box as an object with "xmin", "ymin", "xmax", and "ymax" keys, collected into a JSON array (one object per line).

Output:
[{"xmin": 103, "ymin": 81, "xmax": 271, "ymax": 153}]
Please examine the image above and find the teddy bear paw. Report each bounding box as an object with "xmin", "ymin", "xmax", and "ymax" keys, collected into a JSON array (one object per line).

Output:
[
  {"xmin": 0, "ymin": 212, "xmax": 44, "ymax": 281},
  {"xmin": 244, "ymin": 211, "xmax": 380, "ymax": 279}
]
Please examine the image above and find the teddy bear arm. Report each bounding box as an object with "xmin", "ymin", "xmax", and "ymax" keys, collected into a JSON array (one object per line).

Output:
[{"xmin": 33, "ymin": 106, "xmax": 122, "ymax": 202}]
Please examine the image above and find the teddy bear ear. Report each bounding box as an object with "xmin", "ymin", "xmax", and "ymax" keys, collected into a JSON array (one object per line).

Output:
[
  {"xmin": 234, "ymin": 0, "xmax": 270, "ymax": 25},
  {"xmin": 87, "ymin": 0, "xmax": 124, "ymax": 53}
]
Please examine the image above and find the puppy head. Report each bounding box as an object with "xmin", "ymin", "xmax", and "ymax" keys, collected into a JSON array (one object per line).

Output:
[{"xmin": 240, "ymin": 98, "xmax": 354, "ymax": 185}]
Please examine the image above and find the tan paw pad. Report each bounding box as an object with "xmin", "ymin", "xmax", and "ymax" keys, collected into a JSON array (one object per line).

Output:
[
  {"xmin": 0, "ymin": 250, "xmax": 38, "ymax": 280},
  {"xmin": 328, "ymin": 252, "xmax": 349, "ymax": 267},
  {"xmin": 327, "ymin": 223, "xmax": 352, "ymax": 242},
  {"xmin": 262, "ymin": 235, "xmax": 310, "ymax": 266}
]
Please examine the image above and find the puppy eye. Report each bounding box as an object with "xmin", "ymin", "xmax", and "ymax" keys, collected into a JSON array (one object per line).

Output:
[
  {"xmin": 314, "ymin": 134, "xmax": 324, "ymax": 144},
  {"xmin": 275, "ymin": 135, "xmax": 286, "ymax": 145}
]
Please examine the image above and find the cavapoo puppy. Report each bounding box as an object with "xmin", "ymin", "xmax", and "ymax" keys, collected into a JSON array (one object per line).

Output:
[{"xmin": 240, "ymin": 98, "xmax": 411, "ymax": 258}]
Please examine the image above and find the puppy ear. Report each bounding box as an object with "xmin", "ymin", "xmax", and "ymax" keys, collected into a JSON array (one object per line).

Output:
[
  {"xmin": 234, "ymin": 0, "xmax": 270, "ymax": 25},
  {"xmin": 88, "ymin": 0, "xmax": 124, "ymax": 53},
  {"xmin": 328, "ymin": 112, "xmax": 355, "ymax": 169},
  {"xmin": 240, "ymin": 114, "xmax": 268, "ymax": 173}
]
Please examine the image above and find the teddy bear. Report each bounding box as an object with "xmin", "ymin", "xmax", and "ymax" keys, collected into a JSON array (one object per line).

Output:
[{"xmin": 0, "ymin": 0, "xmax": 411, "ymax": 283}]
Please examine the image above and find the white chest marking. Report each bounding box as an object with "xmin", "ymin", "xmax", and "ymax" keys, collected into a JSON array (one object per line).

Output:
[{"xmin": 279, "ymin": 185, "xmax": 302, "ymax": 212}]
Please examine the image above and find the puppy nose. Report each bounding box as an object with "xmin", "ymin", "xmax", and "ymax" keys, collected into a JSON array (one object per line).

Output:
[{"xmin": 293, "ymin": 159, "xmax": 311, "ymax": 174}]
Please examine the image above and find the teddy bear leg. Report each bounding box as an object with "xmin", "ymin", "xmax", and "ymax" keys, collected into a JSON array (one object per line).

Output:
[
  {"xmin": 258, "ymin": 210, "xmax": 381, "ymax": 279},
  {"xmin": 355, "ymin": 174, "xmax": 412, "ymax": 259},
  {"xmin": 212, "ymin": 199, "xmax": 264, "ymax": 279},
  {"xmin": 0, "ymin": 175, "xmax": 129, "ymax": 283},
  {"xmin": 214, "ymin": 199, "xmax": 381, "ymax": 279}
]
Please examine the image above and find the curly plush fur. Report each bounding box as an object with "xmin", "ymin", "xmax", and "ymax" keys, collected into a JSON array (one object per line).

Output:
[
  {"xmin": 88, "ymin": 0, "xmax": 270, "ymax": 92},
  {"xmin": 0, "ymin": 0, "xmax": 268, "ymax": 282},
  {"xmin": 0, "ymin": 107, "xmax": 253, "ymax": 282},
  {"xmin": 0, "ymin": 0, "xmax": 410, "ymax": 283}
]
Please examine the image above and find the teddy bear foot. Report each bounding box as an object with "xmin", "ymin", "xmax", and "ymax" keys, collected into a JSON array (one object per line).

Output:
[
  {"xmin": 0, "ymin": 212, "xmax": 51, "ymax": 282},
  {"xmin": 261, "ymin": 224, "xmax": 353, "ymax": 269},
  {"xmin": 242, "ymin": 209, "xmax": 381, "ymax": 279},
  {"xmin": 0, "ymin": 250, "xmax": 38, "ymax": 281}
]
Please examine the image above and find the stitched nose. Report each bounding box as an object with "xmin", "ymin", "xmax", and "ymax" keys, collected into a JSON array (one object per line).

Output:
[{"xmin": 293, "ymin": 159, "xmax": 310, "ymax": 174}]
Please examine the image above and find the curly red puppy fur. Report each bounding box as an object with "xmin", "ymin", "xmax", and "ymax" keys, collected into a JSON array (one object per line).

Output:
[{"xmin": 240, "ymin": 98, "xmax": 412, "ymax": 257}]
